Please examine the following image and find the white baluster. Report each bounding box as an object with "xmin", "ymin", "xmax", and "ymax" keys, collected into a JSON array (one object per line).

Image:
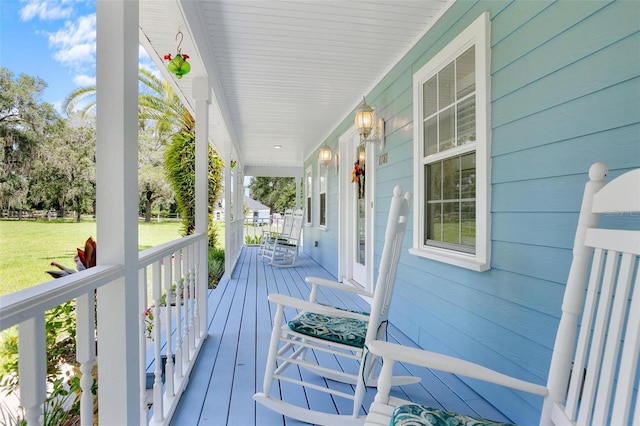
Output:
[
  {"xmin": 174, "ymin": 248, "xmax": 183, "ymax": 379},
  {"xmin": 188, "ymin": 243, "xmax": 196, "ymax": 351},
  {"xmin": 152, "ymin": 261, "xmax": 163, "ymax": 421},
  {"xmin": 163, "ymin": 254, "xmax": 174, "ymax": 397},
  {"xmin": 76, "ymin": 293, "xmax": 96, "ymax": 426},
  {"xmin": 193, "ymin": 241, "xmax": 200, "ymax": 341},
  {"xmin": 182, "ymin": 246, "xmax": 191, "ymax": 363},
  {"xmin": 138, "ymin": 267, "xmax": 148, "ymax": 424},
  {"xmin": 19, "ymin": 315, "xmax": 46, "ymax": 425}
]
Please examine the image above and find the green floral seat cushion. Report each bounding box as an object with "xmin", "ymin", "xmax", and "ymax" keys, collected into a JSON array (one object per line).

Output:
[
  {"xmin": 288, "ymin": 311, "xmax": 368, "ymax": 348},
  {"xmin": 390, "ymin": 404, "xmax": 515, "ymax": 426}
]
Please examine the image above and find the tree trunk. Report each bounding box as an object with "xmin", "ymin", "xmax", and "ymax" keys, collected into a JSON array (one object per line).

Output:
[{"xmin": 145, "ymin": 190, "xmax": 153, "ymax": 222}]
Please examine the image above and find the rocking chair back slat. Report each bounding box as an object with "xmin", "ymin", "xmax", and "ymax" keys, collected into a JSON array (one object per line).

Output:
[{"xmin": 367, "ymin": 187, "xmax": 411, "ymax": 343}]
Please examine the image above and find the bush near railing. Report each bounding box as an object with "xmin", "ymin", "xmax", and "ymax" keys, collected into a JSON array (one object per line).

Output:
[{"xmin": 208, "ymin": 248, "xmax": 225, "ymax": 289}]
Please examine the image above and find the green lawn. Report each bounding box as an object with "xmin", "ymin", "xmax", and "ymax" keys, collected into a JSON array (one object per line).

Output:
[{"xmin": 0, "ymin": 220, "xmax": 182, "ymax": 296}]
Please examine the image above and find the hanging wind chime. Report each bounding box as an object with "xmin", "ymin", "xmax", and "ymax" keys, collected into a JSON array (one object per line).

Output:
[{"xmin": 164, "ymin": 30, "xmax": 191, "ymax": 79}]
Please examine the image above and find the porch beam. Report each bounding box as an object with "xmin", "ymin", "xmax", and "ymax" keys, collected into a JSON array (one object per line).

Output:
[
  {"xmin": 95, "ymin": 0, "xmax": 140, "ymax": 424},
  {"xmin": 193, "ymin": 76, "xmax": 210, "ymax": 336}
]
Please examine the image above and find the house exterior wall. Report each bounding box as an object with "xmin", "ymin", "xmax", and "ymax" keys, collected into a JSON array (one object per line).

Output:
[{"xmin": 304, "ymin": 1, "xmax": 640, "ymax": 422}]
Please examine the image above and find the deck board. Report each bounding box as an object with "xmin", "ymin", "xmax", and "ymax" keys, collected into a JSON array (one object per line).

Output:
[{"xmin": 170, "ymin": 247, "xmax": 512, "ymax": 425}]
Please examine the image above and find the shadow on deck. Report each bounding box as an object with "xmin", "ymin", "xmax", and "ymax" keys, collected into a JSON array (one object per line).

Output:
[{"xmin": 170, "ymin": 246, "xmax": 511, "ymax": 425}]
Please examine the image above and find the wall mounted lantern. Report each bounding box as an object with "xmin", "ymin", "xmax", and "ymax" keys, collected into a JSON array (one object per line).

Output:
[
  {"xmin": 318, "ymin": 143, "xmax": 332, "ymax": 167},
  {"xmin": 354, "ymin": 96, "xmax": 385, "ymax": 149}
]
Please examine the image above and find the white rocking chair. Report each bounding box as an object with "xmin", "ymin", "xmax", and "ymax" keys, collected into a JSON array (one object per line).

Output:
[
  {"xmin": 365, "ymin": 163, "xmax": 640, "ymax": 426},
  {"xmin": 264, "ymin": 208, "xmax": 304, "ymax": 267},
  {"xmin": 254, "ymin": 186, "xmax": 418, "ymax": 424},
  {"xmin": 259, "ymin": 208, "xmax": 293, "ymax": 259}
]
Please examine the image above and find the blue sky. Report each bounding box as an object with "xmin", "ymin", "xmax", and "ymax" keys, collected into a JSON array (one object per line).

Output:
[{"xmin": 1, "ymin": 0, "xmax": 155, "ymax": 114}]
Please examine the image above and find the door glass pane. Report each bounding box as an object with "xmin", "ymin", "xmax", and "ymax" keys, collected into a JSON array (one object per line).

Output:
[{"xmin": 355, "ymin": 146, "xmax": 366, "ymax": 265}]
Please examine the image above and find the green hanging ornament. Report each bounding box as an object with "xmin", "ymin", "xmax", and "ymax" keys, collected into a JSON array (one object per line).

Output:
[{"xmin": 164, "ymin": 30, "xmax": 191, "ymax": 79}]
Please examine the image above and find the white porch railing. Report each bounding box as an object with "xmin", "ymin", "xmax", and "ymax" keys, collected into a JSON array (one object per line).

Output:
[{"xmin": 0, "ymin": 233, "xmax": 207, "ymax": 425}]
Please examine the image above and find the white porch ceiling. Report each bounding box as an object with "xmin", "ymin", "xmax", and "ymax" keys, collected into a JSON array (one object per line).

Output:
[{"xmin": 139, "ymin": 0, "xmax": 452, "ymax": 175}]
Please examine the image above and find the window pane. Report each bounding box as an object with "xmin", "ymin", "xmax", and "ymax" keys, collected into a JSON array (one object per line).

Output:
[
  {"xmin": 461, "ymin": 201, "xmax": 475, "ymax": 248},
  {"xmin": 441, "ymin": 201, "xmax": 458, "ymax": 245},
  {"xmin": 442, "ymin": 156, "xmax": 460, "ymax": 200},
  {"xmin": 424, "ymin": 116, "xmax": 438, "ymax": 156},
  {"xmin": 426, "ymin": 202, "xmax": 442, "ymax": 243},
  {"xmin": 424, "ymin": 76, "xmax": 438, "ymax": 117},
  {"xmin": 320, "ymin": 193, "xmax": 326, "ymax": 226},
  {"xmin": 457, "ymin": 47, "xmax": 475, "ymax": 98},
  {"xmin": 319, "ymin": 174, "xmax": 326, "ymax": 193},
  {"xmin": 439, "ymin": 62, "xmax": 455, "ymax": 109},
  {"xmin": 426, "ymin": 163, "xmax": 442, "ymax": 201},
  {"xmin": 307, "ymin": 198, "xmax": 311, "ymax": 223},
  {"xmin": 438, "ymin": 106, "xmax": 455, "ymax": 152},
  {"xmin": 457, "ymin": 95, "xmax": 475, "ymax": 146},
  {"xmin": 460, "ymin": 153, "xmax": 476, "ymax": 199}
]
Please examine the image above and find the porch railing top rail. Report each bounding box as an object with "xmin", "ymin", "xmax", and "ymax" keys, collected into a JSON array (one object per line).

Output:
[
  {"xmin": 138, "ymin": 233, "xmax": 204, "ymax": 269},
  {"xmin": 0, "ymin": 264, "xmax": 123, "ymax": 330}
]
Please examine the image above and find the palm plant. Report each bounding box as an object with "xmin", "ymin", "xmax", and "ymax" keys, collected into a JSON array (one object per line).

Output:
[{"xmin": 63, "ymin": 68, "xmax": 193, "ymax": 134}]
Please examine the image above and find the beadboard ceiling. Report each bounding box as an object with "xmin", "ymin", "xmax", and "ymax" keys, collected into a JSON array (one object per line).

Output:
[{"xmin": 139, "ymin": 0, "xmax": 452, "ymax": 175}]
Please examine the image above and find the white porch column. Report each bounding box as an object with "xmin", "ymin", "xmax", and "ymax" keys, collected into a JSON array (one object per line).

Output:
[
  {"xmin": 224, "ymin": 148, "xmax": 232, "ymax": 278},
  {"xmin": 296, "ymin": 176, "xmax": 301, "ymax": 210},
  {"xmin": 95, "ymin": 1, "xmax": 140, "ymax": 424},
  {"xmin": 193, "ymin": 76, "xmax": 210, "ymax": 336}
]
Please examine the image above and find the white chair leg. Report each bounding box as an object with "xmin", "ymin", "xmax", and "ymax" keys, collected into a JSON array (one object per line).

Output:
[{"xmin": 263, "ymin": 304, "xmax": 285, "ymax": 394}]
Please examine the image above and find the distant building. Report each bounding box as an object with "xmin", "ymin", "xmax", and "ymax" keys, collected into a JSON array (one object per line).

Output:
[{"xmin": 243, "ymin": 196, "xmax": 270, "ymax": 225}]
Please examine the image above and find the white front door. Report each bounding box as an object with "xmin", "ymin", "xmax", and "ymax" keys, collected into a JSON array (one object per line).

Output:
[{"xmin": 339, "ymin": 127, "xmax": 373, "ymax": 292}]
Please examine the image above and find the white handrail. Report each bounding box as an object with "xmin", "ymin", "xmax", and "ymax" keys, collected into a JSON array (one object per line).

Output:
[{"xmin": 0, "ymin": 264, "xmax": 123, "ymax": 330}]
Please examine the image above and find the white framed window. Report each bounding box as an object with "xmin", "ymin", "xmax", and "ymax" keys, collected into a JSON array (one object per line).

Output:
[
  {"xmin": 318, "ymin": 160, "xmax": 328, "ymax": 228},
  {"xmin": 410, "ymin": 12, "xmax": 491, "ymax": 272},
  {"xmin": 305, "ymin": 166, "xmax": 312, "ymax": 225}
]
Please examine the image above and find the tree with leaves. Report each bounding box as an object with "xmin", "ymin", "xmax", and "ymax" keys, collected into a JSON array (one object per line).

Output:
[
  {"xmin": 29, "ymin": 118, "xmax": 96, "ymax": 221},
  {"xmin": 249, "ymin": 177, "xmax": 297, "ymax": 213},
  {"xmin": 0, "ymin": 67, "xmax": 61, "ymax": 213},
  {"xmin": 139, "ymin": 127, "xmax": 174, "ymax": 221},
  {"xmin": 164, "ymin": 129, "xmax": 223, "ymax": 237}
]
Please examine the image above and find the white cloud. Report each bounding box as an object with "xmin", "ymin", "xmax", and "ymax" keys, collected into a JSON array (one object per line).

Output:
[
  {"xmin": 48, "ymin": 14, "xmax": 96, "ymax": 68},
  {"xmin": 20, "ymin": 0, "xmax": 73, "ymax": 21},
  {"xmin": 73, "ymin": 74, "xmax": 95, "ymax": 87}
]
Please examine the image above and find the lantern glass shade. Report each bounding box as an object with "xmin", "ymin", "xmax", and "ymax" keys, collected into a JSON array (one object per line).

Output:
[
  {"xmin": 354, "ymin": 97, "xmax": 374, "ymax": 139},
  {"xmin": 319, "ymin": 145, "xmax": 332, "ymax": 167}
]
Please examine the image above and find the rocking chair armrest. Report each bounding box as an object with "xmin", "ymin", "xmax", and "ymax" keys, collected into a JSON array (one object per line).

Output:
[
  {"xmin": 367, "ymin": 341, "xmax": 548, "ymax": 397},
  {"xmin": 268, "ymin": 293, "xmax": 371, "ymax": 321},
  {"xmin": 305, "ymin": 276, "xmax": 373, "ymax": 298}
]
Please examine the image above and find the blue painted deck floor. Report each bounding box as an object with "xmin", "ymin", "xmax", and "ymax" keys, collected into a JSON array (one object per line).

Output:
[{"xmin": 170, "ymin": 246, "xmax": 512, "ymax": 425}]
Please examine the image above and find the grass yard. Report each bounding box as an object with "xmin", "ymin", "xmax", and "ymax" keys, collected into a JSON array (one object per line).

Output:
[{"xmin": 0, "ymin": 220, "xmax": 182, "ymax": 296}]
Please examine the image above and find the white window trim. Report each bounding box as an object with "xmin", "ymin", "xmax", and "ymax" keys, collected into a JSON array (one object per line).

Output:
[
  {"xmin": 317, "ymin": 160, "xmax": 328, "ymax": 230},
  {"xmin": 410, "ymin": 12, "xmax": 492, "ymax": 272},
  {"xmin": 305, "ymin": 165, "xmax": 313, "ymax": 226}
]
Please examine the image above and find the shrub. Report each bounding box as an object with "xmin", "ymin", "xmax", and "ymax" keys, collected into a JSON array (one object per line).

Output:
[{"xmin": 208, "ymin": 248, "xmax": 225, "ymax": 289}]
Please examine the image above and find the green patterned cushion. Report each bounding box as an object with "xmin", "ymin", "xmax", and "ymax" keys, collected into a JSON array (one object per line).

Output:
[
  {"xmin": 288, "ymin": 311, "xmax": 368, "ymax": 348},
  {"xmin": 390, "ymin": 404, "xmax": 515, "ymax": 426}
]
